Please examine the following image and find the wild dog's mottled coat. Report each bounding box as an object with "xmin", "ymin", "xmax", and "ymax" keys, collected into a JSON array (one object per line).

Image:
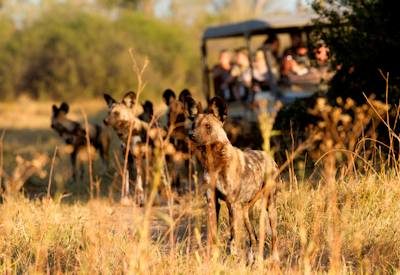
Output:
[
  {"xmin": 189, "ymin": 96, "xmax": 278, "ymax": 260},
  {"xmin": 103, "ymin": 92, "xmax": 174, "ymax": 205},
  {"xmin": 162, "ymin": 88, "xmax": 197, "ymax": 193},
  {"xmin": 51, "ymin": 102, "xmax": 110, "ymax": 179}
]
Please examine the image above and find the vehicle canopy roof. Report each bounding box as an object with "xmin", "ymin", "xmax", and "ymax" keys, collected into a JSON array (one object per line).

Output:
[{"xmin": 202, "ymin": 14, "xmax": 318, "ymax": 41}]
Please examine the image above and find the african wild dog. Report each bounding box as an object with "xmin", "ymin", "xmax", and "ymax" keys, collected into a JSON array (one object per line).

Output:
[
  {"xmin": 103, "ymin": 92, "xmax": 172, "ymax": 205},
  {"xmin": 162, "ymin": 88, "xmax": 198, "ymax": 193},
  {"xmin": 51, "ymin": 102, "xmax": 110, "ymax": 180},
  {"xmin": 162, "ymin": 88, "xmax": 190, "ymax": 144},
  {"xmin": 187, "ymin": 96, "xmax": 279, "ymax": 260}
]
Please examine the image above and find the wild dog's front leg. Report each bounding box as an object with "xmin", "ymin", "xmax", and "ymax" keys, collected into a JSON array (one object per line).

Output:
[
  {"xmin": 228, "ymin": 202, "xmax": 245, "ymax": 255},
  {"xmin": 204, "ymin": 175, "xmax": 224, "ymax": 232},
  {"xmin": 243, "ymin": 205, "xmax": 257, "ymax": 249},
  {"xmin": 243, "ymin": 205, "xmax": 257, "ymax": 264},
  {"xmin": 205, "ymin": 172, "xmax": 218, "ymax": 245}
]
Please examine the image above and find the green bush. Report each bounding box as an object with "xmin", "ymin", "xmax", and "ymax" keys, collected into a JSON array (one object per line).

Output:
[
  {"xmin": 312, "ymin": 0, "xmax": 400, "ymax": 104},
  {"xmin": 0, "ymin": 6, "xmax": 199, "ymax": 101},
  {"xmin": 0, "ymin": 16, "xmax": 14, "ymax": 47}
]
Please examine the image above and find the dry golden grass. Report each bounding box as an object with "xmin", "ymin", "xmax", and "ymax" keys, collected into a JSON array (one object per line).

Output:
[
  {"xmin": 1, "ymin": 95, "xmax": 400, "ymax": 273},
  {"xmin": 1, "ymin": 172, "xmax": 399, "ymax": 273}
]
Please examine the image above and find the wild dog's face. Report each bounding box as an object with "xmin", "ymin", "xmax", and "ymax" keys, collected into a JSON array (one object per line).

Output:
[
  {"xmin": 183, "ymin": 96, "xmax": 202, "ymax": 121},
  {"xmin": 162, "ymin": 89, "xmax": 176, "ymax": 106},
  {"xmin": 51, "ymin": 102, "xmax": 85, "ymax": 145},
  {"xmin": 103, "ymin": 91, "xmax": 138, "ymax": 127},
  {"xmin": 51, "ymin": 102, "xmax": 69, "ymax": 133},
  {"xmin": 178, "ymin": 88, "xmax": 192, "ymax": 103},
  {"xmin": 189, "ymin": 97, "xmax": 229, "ymax": 146},
  {"xmin": 103, "ymin": 91, "xmax": 147, "ymax": 139},
  {"xmin": 139, "ymin": 100, "xmax": 153, "ymax": 123}
]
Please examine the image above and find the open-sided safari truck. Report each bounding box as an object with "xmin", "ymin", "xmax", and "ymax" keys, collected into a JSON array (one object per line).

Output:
[{"xmin": 201, "ymin": 14, "xmax": 324, "ymax": 123}]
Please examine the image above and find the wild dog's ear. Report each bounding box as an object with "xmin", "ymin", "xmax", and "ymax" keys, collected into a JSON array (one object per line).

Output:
[
  {"xmin": 142, "ymin": 100, "xmax": 153, "ymax": 112},
  {"xmin": 162, "ymin": 89, "xmax": 176, "ymax": 106},
  {"xmin": 208, "ymin": 96, "xmax": 227, "ymax": 123},
  {"xmin": 122, "ymin": 91, "xmax": 136, "ymax": 108},
  {"xmin": 183, "ymin": 96, "xmax": 202, "ymax": 120},
  {"xmin": 52, "ymin": 104, "xmax": 58, "ymax": 114},
  {"xmin": 196, "ymin": 101, "xmax": 203, "ymax": 114},
  {"xmin": 178, "ymin": 88, "xmax": 191, "ymax": 102},
  {"xmin": 103, "ymin": 93, "xmax": 116, "ymax": 108},
  {"xmin": 59, "ymin": 102, "xmax": 69, "ymax": 114},
  {"xmin": 139, "ymin": 100, "xmax": 154, "ymax": 122}
]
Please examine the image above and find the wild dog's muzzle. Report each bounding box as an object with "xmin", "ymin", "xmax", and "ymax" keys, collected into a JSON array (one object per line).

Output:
[{"xmin": 188, "ymin": 130, "xmax": 195, "ymax": 141}]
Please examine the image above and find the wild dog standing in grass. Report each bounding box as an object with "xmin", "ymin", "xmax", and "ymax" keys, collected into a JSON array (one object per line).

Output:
[
  {"xmin": 162, "ymin": 88, "xmax": 190, "ymax": 149},
  {"xmin": 103, "ymin": 92, "xmax": 172, "ymax": 205},
  {"xmin": 188, "ymin": 96, "xmax": 279, "ymax": 260},
  {"xmin": 162, "ymin": 88, "xmax": 194, "ymax": 193},
  {"xmin": 51, "ymin": 102, "xmax": 110, "ymax": 180}
]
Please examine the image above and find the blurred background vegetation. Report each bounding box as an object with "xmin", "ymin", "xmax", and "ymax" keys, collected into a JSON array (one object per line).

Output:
[
  {"xmin": 312, "ymin": 0, "xmax": 400, "ymax": 105},
  {"xmin": 0, "ymin": 4, "xmax": 200, "ymax": 101},
  {"xmin": 0, "ymin": 0, "xmax": 398, "ymax": 103},
  {"xmin": 0, "ymin": 0, "xmax": 304, "ymax": 101}
]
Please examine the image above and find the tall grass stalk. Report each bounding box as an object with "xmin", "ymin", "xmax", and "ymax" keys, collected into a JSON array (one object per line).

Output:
[
  {"xmin": 80, "ymin": 109, "xmax": 95, "ymax": 198},
  {"xmin": 47, "ymin": 146, "xmax": 58, "ymax": 199},
  {"xmin": 121, "ymin": 48, "xmax": 149, "ymax": 202}
]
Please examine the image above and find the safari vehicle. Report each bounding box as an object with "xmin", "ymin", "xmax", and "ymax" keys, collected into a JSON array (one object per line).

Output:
[{"xmin": 201, "ymin": 14, "xmax": 326, "ymax": 121}]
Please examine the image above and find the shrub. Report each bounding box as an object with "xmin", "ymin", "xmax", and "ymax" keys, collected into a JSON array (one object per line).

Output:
[
  {"xmin": 312, "ymin": 0, "xmax": 400, "ymax": 104},
  {"xmin": 0, "ymin": 6, "xmax": 199, "ymax": 101}
]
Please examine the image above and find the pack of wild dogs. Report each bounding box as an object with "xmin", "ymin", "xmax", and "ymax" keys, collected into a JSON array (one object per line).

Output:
[{"xmin": 51, "ymin": 89, "xmax": 279, "ymax": 260}]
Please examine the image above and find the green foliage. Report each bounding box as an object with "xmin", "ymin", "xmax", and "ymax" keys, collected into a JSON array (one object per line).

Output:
[
  {"xmin": 312, "ymin": 0, "xmax": 400, "ymax": 104},
  {"xmin": 275, "ymin": 0, "xmax": 400, "ymax": 162},
  {"xmin": 0, "ymin": 16, "xmax": 14, "ymax": 46},
  {"xmin": 0, "ymin": 6, "xmax": 199, "ymax": 101}
]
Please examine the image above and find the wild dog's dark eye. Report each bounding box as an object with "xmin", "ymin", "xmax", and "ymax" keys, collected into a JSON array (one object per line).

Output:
[
  {"xmin": 205, "ymin": 123, "xmax": 211, "ymax": 130},
  {"xmin": 114, "ymin": 111, "xmax": 120, "ymax": 117}
]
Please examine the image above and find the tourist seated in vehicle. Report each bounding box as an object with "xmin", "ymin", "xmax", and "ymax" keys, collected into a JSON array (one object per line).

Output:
[
  {"xmin": 280, "ymin": 41, "xmax": 336, "ymax": 91},
  {"xmin": 293, "ymin": 43, "xmax": 311, "ymax": 74},
  {"xmin": 309, "ymin": 41, "xmax": 336, "ymax": 91},
  {"xmin": 252, "ymin": 49, "xmax": 269, "ymax": 92},
  {"xmin": 283, "ymin": 31, "xmax": 302, "ymax": 57},
  {"xmin": 261, "ymin": 34, "xmax": 281, "ymax": 77},
  {"xmin": 230, "ymin": 47, "xmax": 252, "ymax": 102},
  {"xmin": 282, "ymin": 43, "xmax": 311, "ymax": 77},
  {"xmin": 281, "ymin": 43, "xmax": 314, "ymax": 82},
  {"xmin": 211, "ymin": 49, "xmax": 235, "ymax": 101}
]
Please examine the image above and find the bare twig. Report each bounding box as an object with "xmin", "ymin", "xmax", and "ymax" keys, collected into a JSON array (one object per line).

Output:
[
  {"xmin": 314, "ymin": 148, "xmax": 381, "ymax": 181},
  {"xmin": 363, "ymin": 93, "xmax": 399, "ymax": 143},
  {"xmin": 80, "ymin": 108, "xmax": 94, "ymax": 199},
  {"xmin": 121, "ymin": 49, "xmax": 149, "ymax": 201}
]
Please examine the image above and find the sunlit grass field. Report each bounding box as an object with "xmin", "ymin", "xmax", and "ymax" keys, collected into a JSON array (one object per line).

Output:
[{"xmin": 1, "ymin": 99, "xmax": 399, "ymax": 273}]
